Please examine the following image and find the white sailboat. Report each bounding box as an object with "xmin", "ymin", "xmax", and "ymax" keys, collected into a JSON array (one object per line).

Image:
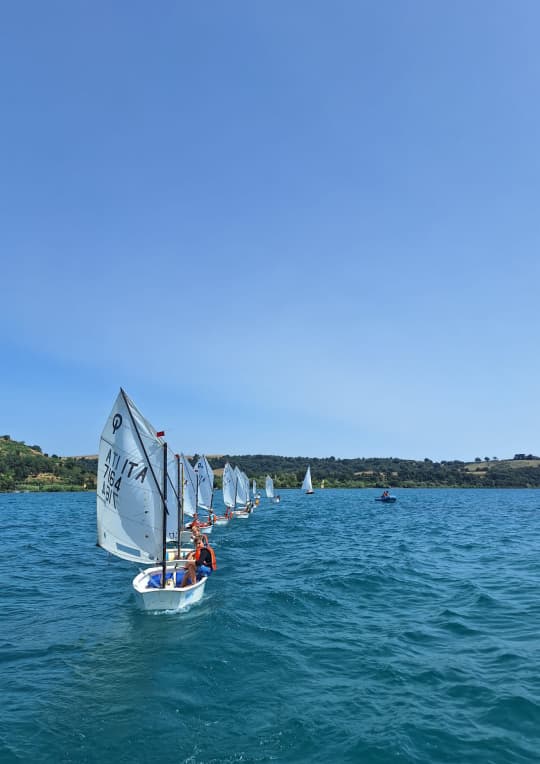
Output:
[
  {"xmin": 233, "ymin": 466, "xmax": 251, "ymax": 517},
  {"xmin": 302, "ymin": 466, "xmax": 314, "ymax": 494},
  {"xmin": 181, "ymin": 455, "xmax": 212, "ymax": 535},
  {"xmin": 163, "ymin": 454, "xmax": 201, "ymax": 561},
  {"xmin": 96, "ymin": 389, "xmax": 207, "ymax": 611},
  {"xmin": 219, "ymin": 462, "xmax": 236, "ymax": 523},
  {"xmin": 265, "ymin": 475, "xmax": 274, "ymax": 499},
  {"xmin": 195, "ymin": 455, "xmax": 214, "ymax": 511},
  {"xmin": 195, "ymin": 455, "xmax": 221, "ymax": 526},
  {"xmin": 265, "ymin": 474, "xmax": 280, "ymax": 503}
]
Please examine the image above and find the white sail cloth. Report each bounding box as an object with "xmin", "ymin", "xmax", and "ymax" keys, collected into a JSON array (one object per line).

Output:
[
  {"xmin": 195, "ymin": 455, "xmax": 214, "ymax": 510},
  {"xmin": 301, "ymin": 466, "xmax": 313, "ymax": 492},
  {"xmin": 223, "ymin": 463, "xmax": 236, "ymax": 508},
  {"xmin": 234, "ymin": 467, "xmax": 249, "ymax": 505},
  {"xmin": 265, "ymin": 475, "xmax": 274, "ymax": 499},
  {"xmin": 179, "ymin": 454, "xmax": 197, "ymax": 518},
  {"xmin": 96, "ymin": 389, "xmax": 166, "ymax": 564}
]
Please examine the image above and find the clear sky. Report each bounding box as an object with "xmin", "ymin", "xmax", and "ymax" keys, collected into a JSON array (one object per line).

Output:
[{"xmin": 1, "ymin": 1, "xmax": 539, "ymax": 461}]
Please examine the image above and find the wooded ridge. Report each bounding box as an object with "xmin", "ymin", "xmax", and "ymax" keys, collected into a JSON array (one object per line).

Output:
[{"xmin": 1, "ymin": 435, "xmax": 539, "ymax": 491}]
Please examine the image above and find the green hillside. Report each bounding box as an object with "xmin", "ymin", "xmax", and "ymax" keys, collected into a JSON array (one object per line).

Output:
[
  {"xmin": 207, "ymin": 454, "xmax": 540, "ymax": 489},
  {"xmin": 0, "ymin": 436, "xmax": 97, "ymax": 492},
  {"xmin": 1, "ymin": 435, "xmax": 539, "ymax": 491}
]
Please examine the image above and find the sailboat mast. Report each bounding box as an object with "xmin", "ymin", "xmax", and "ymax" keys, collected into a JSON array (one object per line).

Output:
[
  {"xmin": 180, "ymin": 460, "xmax": 185, "ymax": 548},
  {"xmin": 176, "ymin": 455, "xmax": 181, "ymax": 559},
  {"xmin": 161, "ymin": 442, "xmax": 168, "ymax": 588}
]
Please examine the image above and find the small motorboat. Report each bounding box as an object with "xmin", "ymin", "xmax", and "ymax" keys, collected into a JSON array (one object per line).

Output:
[{"xmin": 375, "ymin": 494, "xmax": 397, "ymax": 503}]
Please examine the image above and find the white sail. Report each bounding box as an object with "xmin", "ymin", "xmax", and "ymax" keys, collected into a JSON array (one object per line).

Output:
[
  {"xmin": 234, "ymin": 467, "xmax": 249, "ymax": 505},
  {"xmin": 242, "ymin": 471, "xmax": 251, "ymax": 504},
  {"xmin": 194, "ymin": 455, "xmax": 214, "ymax": 510},
  {"xmin": 179, "ymin": 454, "xmax": 197, "ymax": 517},
  {"xmin": 301, "ymin": 466, "xmax": 313, "ymax": 492},
  {"xmin": 165, "ymin": 451, "xmax": 181, "ymax": 539},
  {"xmin": 96, "ymin": 389, "xmax": 165, "ymax": 564},
  {"xmin": 265, "ymin": 475, "xmax": 274, "ymax": 498},
  {"xmin": 223, "ymin": 462, "xmax": 236, "ymax": 508},
  {"xmin": 252, "ymin": 479, "xmax": 257, "ymax": 497}
]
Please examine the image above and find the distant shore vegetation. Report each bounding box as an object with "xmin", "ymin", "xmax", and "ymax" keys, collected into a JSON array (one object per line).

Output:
[
  {"xmin": 1, "ymin": 436, "xmax": 540, "ymax": 492},
  {"xmin": 0, "ymin": 436, "xmax": 97, "ymax": 492}
]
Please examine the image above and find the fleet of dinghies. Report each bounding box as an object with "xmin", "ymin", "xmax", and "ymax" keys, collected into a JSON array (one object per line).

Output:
[{"xmin": 96, "ymin": 389, "xmax": 271, "ymax": 613}]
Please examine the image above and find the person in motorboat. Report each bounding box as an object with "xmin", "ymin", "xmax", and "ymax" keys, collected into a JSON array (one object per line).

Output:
[
  {"xmin": 180, "ymin": 538, "xmax": 215, "ymax": 587},
  {"xmin": 381, "ymin": 490, "xmax": 389, "ymax": 499}
]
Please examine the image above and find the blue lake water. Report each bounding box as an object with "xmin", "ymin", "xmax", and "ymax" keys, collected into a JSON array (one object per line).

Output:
[{"xmin": 1, "ymin": 488, "xmax": 539, "ymax": 763}]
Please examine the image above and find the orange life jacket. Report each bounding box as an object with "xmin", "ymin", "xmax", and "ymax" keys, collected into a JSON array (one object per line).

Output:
[{"xmin": 195, "ymin": 544, "xmax": 217, "ymax": 571}]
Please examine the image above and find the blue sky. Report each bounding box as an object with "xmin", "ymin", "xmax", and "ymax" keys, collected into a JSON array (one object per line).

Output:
[{"xmin": 1, "ymin": 1, "xmax": 539, "ymax": 461}]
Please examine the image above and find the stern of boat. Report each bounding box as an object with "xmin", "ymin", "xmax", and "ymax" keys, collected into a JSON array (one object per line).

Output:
[{"xmin": 132, "ymin": 566, "xmax": 207, "ymax": 611}]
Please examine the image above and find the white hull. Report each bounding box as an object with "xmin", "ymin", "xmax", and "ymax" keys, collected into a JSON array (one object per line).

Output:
[
  {"xmin": 214, "ymin": 517, "xmax": 229, "ymax": 526},
  {"xmin": 233, "ymin": 511, "xmax": 250, "ymax": 518},
  {"xmin": 132, "ymin": 566, "xmax": 207, "ymax": 611}
]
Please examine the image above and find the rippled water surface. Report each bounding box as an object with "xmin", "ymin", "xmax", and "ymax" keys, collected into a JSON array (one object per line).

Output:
[{"xmin": 1, "ymin": 489, "xmax": 540, "ymax": 763}]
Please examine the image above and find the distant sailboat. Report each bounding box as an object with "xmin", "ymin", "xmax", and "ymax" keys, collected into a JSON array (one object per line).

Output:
[
  {"xmin": 265, "ymin": 474, "xmax": 280, "ymax": 503},
  {"xmin": 193, "ymin": 454, "xmax": 214, "ymax": 532},
  {"xmin": 219, "ymin": 462, "xmax": 236, "ymax": 523},
  {"xmin": 302, "ymin": 466, "xmax": 314, "ymax": 494},
  {"xmin": 233, "ymin": 467, "xmax": 251, "ymax": 517},
  {"xmin": 182, "ymin": 455, "xmax": 212, "ymax": 535},
  {"xmin": 195, "ymin": 455, "xmax": 214, "ymax": 511},
  {"xmin": 96, "ymin": 389, "xmax": 208, "ymax": 611}
]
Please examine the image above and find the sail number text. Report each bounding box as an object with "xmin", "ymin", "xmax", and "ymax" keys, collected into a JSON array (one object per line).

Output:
[{"xmin": 101, "ymin": 448, "xmax": 148, "ymax": 508}]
